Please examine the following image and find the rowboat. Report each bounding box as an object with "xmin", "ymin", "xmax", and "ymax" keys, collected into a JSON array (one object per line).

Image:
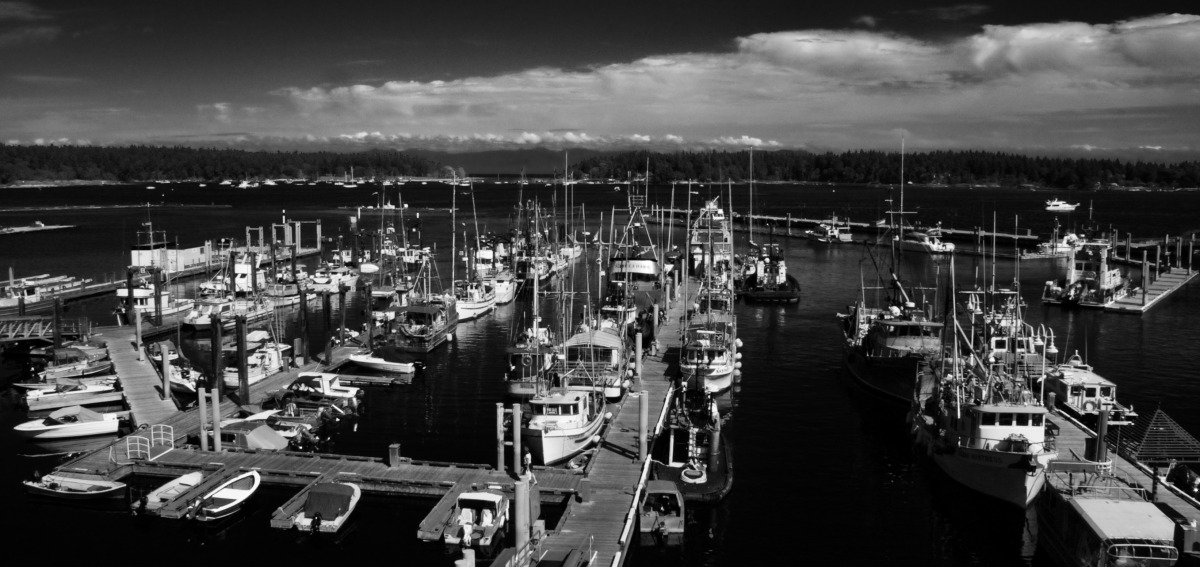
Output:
[
  {"xmin": 137, "ymin": 472, "xmax": 204, "ymax": 512},
  {"xmin": 188, "ymin": 470, "xmax": 261, "ymax": 521},
  {"xmin": 24, "ymin": 474, "xmax": 127, "ymax": 500}
]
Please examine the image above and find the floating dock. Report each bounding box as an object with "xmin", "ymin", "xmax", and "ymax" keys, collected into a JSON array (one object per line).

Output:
[{"xmin": 1106, "ymin": 267, "xmax": 1199, "ymax": 313}]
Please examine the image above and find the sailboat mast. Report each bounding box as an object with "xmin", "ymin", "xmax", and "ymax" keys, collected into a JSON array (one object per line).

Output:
[
  {"xmin": 452, "ymin": 184, "xmax": 457, "ymax": 284},
  {"xmin": 749, "ymin": 146, "xmax": 755, "ymax": 247}
]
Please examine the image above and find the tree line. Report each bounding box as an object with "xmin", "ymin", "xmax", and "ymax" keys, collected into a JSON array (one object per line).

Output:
[
  {"xmin": 573, "ymin": 149, "xmax": 1200, "ymax": 189},
  {"xmin": 0, "ymin": 145, "xmax": 439, "ymax": 184}
]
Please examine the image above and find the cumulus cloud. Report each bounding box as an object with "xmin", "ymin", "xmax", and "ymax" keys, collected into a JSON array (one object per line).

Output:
[
  {"xmin": 853, "ymin": 15, "xmax": 878, "ymax": 28},
  {"xmin": 0, "ymin": 24, "xmax": 58, "ymax": 46},
  {"xmin": 0, "ymin": 1, "xmax": 50, "ymax": 21}
]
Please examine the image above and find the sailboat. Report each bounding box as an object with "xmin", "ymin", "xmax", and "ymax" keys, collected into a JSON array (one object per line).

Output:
[
  {"xmin": 452, "ymin": 184, "xmax": 497, "ymax": 321},
  {"xmin": 908, "ymin": 254, "xmax": 1058, "ymax": 508}
]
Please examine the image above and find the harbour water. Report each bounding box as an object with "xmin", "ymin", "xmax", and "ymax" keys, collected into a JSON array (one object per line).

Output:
[{"xmin": 2, "ymin": 182, "xmax": 1198, "ymax": 565}]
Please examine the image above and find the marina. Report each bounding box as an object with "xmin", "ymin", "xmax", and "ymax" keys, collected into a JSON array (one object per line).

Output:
[{"xmin": 2, "ymin": 180, "xmax": 1200, "ymax": 567}]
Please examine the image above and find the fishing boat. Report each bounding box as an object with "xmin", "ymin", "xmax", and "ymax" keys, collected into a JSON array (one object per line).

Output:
[
  {"xmin": 308, "ymin": 262, "xmax": 360, "ymax": 293},
  {"xmin": 187, "ymin": 470, "xmax": 262, "ymax": 521},
  {"xmin": 1020, "ymin": 219, "xmax": 1076, "ymax": 260},
  {"xmin": 442, "ymin": 490, "xmax": 510, "ymax": 555},
  {"xmin": 909, "ymin": 258, "xmax": 1058, "ymax": 508},
  {"xmin": 740, "ymin": 242, "xmax": 800, "ymax": 303},
  {"xmin": 897, "ymin": 224, "xmax": 955, "ymax": 254},
  {"xmin": 1043, "ymin": 351, "xmax": 1137, "ymax": 425},
  {"xmin": 291, "ymin": 482, "xmax": 362, "ymax": 534},
  {"xmin": 0, "ymin": 270, "xmax": 94, "ymax": 316},
  {"xmin": 680, "ymin": 284, "xmax": 740, "ymax": 394},
  {"xmin": 348, "ymin": 345, "xmax": 418, "ymax": 373},
  {"xmin": 805, "ymin": 217, "xmax": 854, "ymax": 243},
  {"xmin": 689, "ymin": 198, "xmax": 735, "ymax": 289},
  {"xmin": 556, "ymin": 317, "xmax": 632, "ymax": 400},
  {"xmin": 115, "ymin": 276, "xmax": 195, "ymax": 317},
  {"xmin": 1041, "ymin": 214, "xmax": 1131, "ymax": 308},
  {"xmin": 221, "ymin": 342, "xmax": 291, "ymax": 388},
  {"xmin": 13, "ymin": 405, "xmax": 122, "ymax": 439},
  {"xmin": 24, "ymin": 473, "xmax": 127, "ymax": 500},
  {"xmin": 453, "ymin": 279, "xmax": 496, "ymax": 321},
  {"xmin": 1038, "ymin": 464, "xmax": 1184, "ymax": 566},
  {"xmin": 137, "ymin": 471, "xmax": 204, "ymax": 512},
  {"xmin": 521, "ymin": 389, "xmax": 609, "ymax": 466},
  {"xmin": 1044, "ymin": 198, "xmax": 1079, "ymax": 212},
  {"xmin": 650, "ymin": 391, "xmax": 733, "ymax": 503},
  {"xmin": 638, "ymin": 480, "xmax": 686, "ymax": 547},
  {"xmin": 181, "ymin": 295, "xmax": 276, "ymax": 331},
  {"xmin": 607, "ymin": 172, "xmax": 665, "ymax": 310},
  {"xmin": 503, "ymin": 296, "xmax": 560, "ymax": 398}
]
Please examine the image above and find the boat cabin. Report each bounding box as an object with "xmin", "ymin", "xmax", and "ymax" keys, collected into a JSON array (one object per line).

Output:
[
  {"xmin": 1046, "ymin": 353, "xmax": 1136, "ymax": 424},
  {"xmin": 562, "ymin": 329, "xmax": 625, "ymax": 372},
  {"xmin": 527, "ymin": 391, "xmax": 599, "ymax": 425},
  {"xmin": 863, "ymin": 318, "xmax": 943, "ymax": 359},
  {"xmin": 443, "ymin": 491, "xmax": 509, "ymax": 551},
  {"xmin": 952, "ymin": 404, "xmax": 1049, "ymax": 452}
]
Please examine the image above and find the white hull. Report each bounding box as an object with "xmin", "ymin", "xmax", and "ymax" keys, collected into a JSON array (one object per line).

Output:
[
  {"xmin": 930, "ymin": 448, "xmax": 1049, "ymax": 508},
  {"xmin": 14, "ymin": 415, "xmax": 120, "ymax": 439},
  {"xmin": 349, "ymin": 352, "xmax": 416, "ymax": 373},
  {"xmin": 491, "ymin": 279, "xmax": 517, "ymax": 305},
  {"xmin": 522, "ymin": 416, "xmax": 605, "ymax": 466},
  {"xmin": 142, "ymin": 472, "xmax": 204, "ymax": 511},
  {"xmin": 456, "ymin": 296, "xmax": 496, "ymax": 321},
  {"xmin": 194, "ymin": 470, "xmax": 261, "ymax": 521}
]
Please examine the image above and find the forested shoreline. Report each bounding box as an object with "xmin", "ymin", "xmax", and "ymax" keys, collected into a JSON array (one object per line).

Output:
[{"xmin": 3, "ymin": 145, "xmax": 1199, "ymax": 190}]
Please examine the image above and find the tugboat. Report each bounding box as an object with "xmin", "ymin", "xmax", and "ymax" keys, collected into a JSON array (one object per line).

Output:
[{"xmin": 1042, "ymin": 212, "xmax": 1130, "ymax": 308}]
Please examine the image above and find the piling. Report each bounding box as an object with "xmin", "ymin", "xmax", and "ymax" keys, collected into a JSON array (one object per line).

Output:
[
  {"xmin": 198, "ymin": 387, "xmax": 209, "ymax": 451},
  {"xmin": 236, "ymin": 315, "xmax": 249, "ymax": 403},
  {"xmin": 298, "ymin": 287, "xmax": 309, "ymax": 359},
  {"xmin": 338, "ymin": 284, "xmax": 348, "ymax": 345},
  {"xmin": 134, "ymin": 306, "xmax": 143, "ymax": 360},
  {"xmin": 210, "ymin": 388, "xmax": 222, "ymax": 451},
  {"xmin": 652, "ymin": 304, "xmax": 659, "ymax": 339},
  {"xmin": 322, "ymin": 291, "xmax": 332, "ymax": 331},
  {"xmin": 52, "ymin": 297, "xmax": 63, "ymax": 348},
  {"xmin": 1155, "ymin": 245, "xmax": 1161, "ymax": 279},
  {"xmin": 496, "ymin": 403, "xmax": 505, "ymax": 472},
  {"xmin": 293, "ymin": 338, "xmax": 304, "ymax": 366},
  {"xmin": 515, "ymin": 474, "xmax": 531, "ymax": 551},
  {"xmin": 511, "ymin": 403, "xmax": 522, "ymax": 472},
  {"xmin": 388, "ymin": 443, "xmax": 402, "ymax": 468},
  {"xmin": 250, "ymin": 252, "xmax": 258, "ymax": 292},
  {"xmin": 1142, "ymin": 251, "xmax": 1149, "ymax": 306},
  {"xmin": 638, "ymin": 390, "xmax": 649, "ymax": 461},
  {"xmin": 635, "ymin": 332, "xmax": 643, "ymax": 389},
  {"xmin": 1095, "ymin": 410, "xmax": 1110, "ymax": 462},
  {"xmin": 210, "ymin": 314, "xmax": 223, "ymax": 397},
  {"xmin": 160, "ymin": 344, "xmax": 170, "ymax": 401},
  {"xmin": 709, "ymin": 408, "xmax": 722, "ymax": 472},
  {"xmin": 1047, "ymin": 392, "xmax": 1056, "ymax": 414}
]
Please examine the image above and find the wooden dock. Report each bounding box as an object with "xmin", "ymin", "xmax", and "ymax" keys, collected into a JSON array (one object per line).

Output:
[
  {"xmin": 95, "ymin": 324, "xmax": 179, "ymax": 426},
  {"xmin": 1106, "ymin": 267, "xmax": 1200, "ymax": 313},
  {"xmin": 0, "ymin": 316, "xmax": 89, "ymax": 343},
  {"xmin": 1049, "ymin": 410, "xmax": 1200, "ymax": 525}
]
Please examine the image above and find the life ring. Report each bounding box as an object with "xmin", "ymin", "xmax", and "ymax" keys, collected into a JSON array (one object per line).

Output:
[
  {"xmin": 522, "ymin": 354, "xmax": 533, "ymax": 366},
  {"xmin": 1082, "ymin": 401, "xmax": 1097, "ymax": 412}
]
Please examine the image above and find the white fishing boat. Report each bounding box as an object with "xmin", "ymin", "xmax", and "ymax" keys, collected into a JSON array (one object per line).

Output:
[
  {"xmin": 487, "ymin": 270, "xmax": 517, "ymax": 305},
  {"xmin": 557, "ymin": 319, "xmax": 631, "ymax": 400},
  {"xmin": 138, "ymin": 471, "xmax": 204, "ymax": 512},
  {"xmin": 0, "ymin": 271, "xmax": 94, "ymax": 317},
  {"xmin": 453, "ymin": 279, "xmax": 496, "ymax": 321},
  {"xmin": 1044, "ymin": 198, "xmax": 1079, "ymax": 212},
  {"xmin": 115, "ymin": 279, "xmax": 195, "ymax": 317},
  {"xmin": 521, "ymin": 389, "xmax": 609, "ymax": 466},
  {"xmin": 24, "ymin": 473, "xmax": 127, "ymax": 500},
  {"xmin": 897, "ymin": 225, "xmax": 955, "ymax": 254},
  {"xmin": 1042, "ymin": 220, "xmax": 1131, "ymax": 308},
  {"xmin": 291, "ymin": 482, "xmax": 362, "ymax": 534},
  {"xmin": 309, "ymin": 263, "xmax": 360, "ymax": 292},
  {"xmin": 221, "ymin": 342, "xmax": 291, "ymax": 388},
  {"xmin": 188, "ymin": 470, "xmax": 262, "ymax": 521},
  {"xmin": 13, "ymin": 405, "xmax": 121, "ymax": 439},
  {"xmin": 1044, "ymin": 351, "xmax": 1137, "ymax": 425}
]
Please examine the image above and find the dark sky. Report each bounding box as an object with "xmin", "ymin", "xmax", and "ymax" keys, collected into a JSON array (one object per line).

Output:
[{"xmin": 2, "ymin": 1, "xmax": 1198, "ymax": 158}]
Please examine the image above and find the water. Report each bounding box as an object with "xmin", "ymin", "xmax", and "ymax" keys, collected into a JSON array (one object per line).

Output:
[{"xmin": 2, "ymin": 182, "xmax": 1198, "ymax": 565}]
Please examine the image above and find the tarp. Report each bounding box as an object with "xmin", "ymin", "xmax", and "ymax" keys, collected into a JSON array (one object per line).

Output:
[
  {"xmin": 49, "ymin": 405, "xmax": 103, "ymax": 422},
  {"xmin": 303, "ymin": 483, "xmax": 355, "ymax": 517}
]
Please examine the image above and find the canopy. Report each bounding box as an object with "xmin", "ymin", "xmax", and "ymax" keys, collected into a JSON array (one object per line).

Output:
[
  {"xmin": 563, "ymin": 329, "xmax": 624, "ymax": 350},
  {"xmin": 303, "ymin": 483, "xmax": 356, "ymax": 517}
]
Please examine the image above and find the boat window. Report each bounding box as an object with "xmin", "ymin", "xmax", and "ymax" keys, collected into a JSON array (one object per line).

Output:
[
  {"xmin": 1100, "ymin": 386, "xmax": 1112, "ymax": 397},
  {"xmin": 1070, "ymin": 385, "xmax": 1084, "ymax": 396},
  {"xmin": 1085, "ymin": 387, "xmax": 1097, "ymax": 398},
  {"xmin": 999, "ymin": 414, "xmax": 1014, "ymax": 426},
  {"xmin": 981, "ymin": 413, "xmax": 997, "ymax": 426},
  {"xmin": 1016, "ymin": 413, "xmax": 1030, "ymax": 426},
  {"xmin": 563, "ymin": 404, "xmax": 578, "ymax": 415},
  {"xmin": 994, "ymin": 338, "xmax": 1008, "ymax": 351},
  {"xmin": 1032, "ymin": 414, "xmax": 1044, "ymax": 426}
]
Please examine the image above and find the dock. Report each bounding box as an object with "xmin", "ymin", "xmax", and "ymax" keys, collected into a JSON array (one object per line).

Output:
[
  {"xmin": 41, "ymin": 281, "xmax": 693, "ymax": 567},
  {"xmin": 1106, "ymin": 267, "xmax": 1199, "ymax": 313}
]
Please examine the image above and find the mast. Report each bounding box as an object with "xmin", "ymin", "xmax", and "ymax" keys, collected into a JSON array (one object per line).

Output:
[
  {"xmin": 452, "ymin": 183, "xmax": 457, "ymax": 285},
  {"xmin": 748, "ymin": 146, "xmax": 755, "ymax": 247}
]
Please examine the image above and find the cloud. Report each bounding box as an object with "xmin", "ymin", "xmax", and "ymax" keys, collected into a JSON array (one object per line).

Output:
[
  {"xmin": 11, "ymin": 74, "xmax": 82, "ymax": 84},
  {"xmin": 0, "ymin": 24, "xmax": 59, "ymax": 46},
  {"xmin": 853, "ymin": 15, "xmax": 878, "ymax": 28},
  {"xmin": 197, "ymin": 102, "xmax": 234, "ymax": 124},
  {"xmin": 0, "ymin": 1, "xmax": 51, "ymax": 21}
]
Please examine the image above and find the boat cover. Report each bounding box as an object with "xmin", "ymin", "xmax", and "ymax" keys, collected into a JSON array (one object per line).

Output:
[
  {"xmin": 49, "ymin": 405, "xmax": 104, "ymax": 422},
  {"xmin": 563, "ymin": 330, "xmax": 624, "ymax": 350},
  {"xmin": 303, "ymin": 483, "xmax": 355, "ymax": 517}
]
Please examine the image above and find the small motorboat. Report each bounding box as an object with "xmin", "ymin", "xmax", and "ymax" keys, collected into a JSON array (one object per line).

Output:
[
  {"xmin": 188, "ymin": 470, "xmax": 261, "ymax": 522},
  {"xmin": 138, "ymin": 471, "xmax": 204, "ymax": 512},
  {"xmin": 442, "ymin": 490, "xmax": 510, "ymax": 555},
  {"xmin": 24, "ymin": 381, "xmax": 117, "ymax": 404},
  {"xmin": 291, "ymin": 482, "xmax": 362, "ymax": 534},
  {"xmin": 349, "ymin": 349, "xmax": 417, "ymax": 373},
  {"xmin": 638, "ymin": 480, "xmax": 686, "ymax": 547},
  {"xmin": 24, "ymin": 473, "xmax": 127, "ymax": 500},
  {"xmin": 13, "ymin": 405, "xmax": 121, "ymax": 439},
  {"xmin": 1045, "ymin": 198, "xmax": 1079, "ymax": 212},
  {"xmin": 40, "ymin": 360, "xmax": 114, "ymax": 381}
]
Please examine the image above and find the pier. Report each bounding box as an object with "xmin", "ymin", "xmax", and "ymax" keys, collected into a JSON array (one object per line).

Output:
[{"xmin": 36, "ymin": 280, "xmax": 692, "ymax": 566}]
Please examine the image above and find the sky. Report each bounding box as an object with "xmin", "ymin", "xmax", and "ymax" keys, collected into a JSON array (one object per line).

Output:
[{"xmin": 2, "ymin": 1, "xmax": 1199, "ymax": 160}]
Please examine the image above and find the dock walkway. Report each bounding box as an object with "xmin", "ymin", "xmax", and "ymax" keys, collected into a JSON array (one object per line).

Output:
[
  {"xmin": 1106, "ymin": 267, "xmax": 1199, "ymax": 313},
  {"xmin": 96, "ymin": 324, "xmax": 178, "ymax": 426}
]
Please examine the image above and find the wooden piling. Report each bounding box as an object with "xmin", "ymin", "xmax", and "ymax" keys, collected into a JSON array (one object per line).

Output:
[
  {"xmin": 496, "ymin": 403, "xmax": 505, "ymax": 472},
  {"xmin": 211, "ymin": 388, "xmax": 222, "ymax": 451},
  {"xmin": 134, "ymin": 306, "xmax": 143, "ymax": 360},
  {"xmin": 638, "ymin": 390, "xmax": 649, "ymax": 461},
  {"xmin": 210, "ymin": 314, "xmax": 223, "ymax": 397},
  {"xmin": 511, "ymin": 402, "xmax": 522, "ymax": 471},
  {"xmin": 160, "ymin": 343, "xmax": 170, "ymax": 401},
  {"xmin": 236, "ymin": 315, "xmax": 249, "ymax": 403},
  {"xmin": 198, "ymin": 387, "xmax": 208, "ymax": 451},
  {"xmin": 388, "ymin": 443, "xmax": 401, "ymax": 468}
]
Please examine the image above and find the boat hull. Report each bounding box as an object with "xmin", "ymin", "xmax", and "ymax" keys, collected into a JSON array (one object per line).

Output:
[
  {"xmin": 843, "ymin": 348, "xmax": 925, "ymax": 405},
  {"xmin": 522, "ymin": 416, "xmax": 605, "ymax": 466},
  {"xmin": 929, "ymin": 445, "xmax": 1049, "ymax": 508},
  {"xmin": 24, "ymin": 474, "xmax": 127, "ymax": 500},
  {"xmin": 14, "ymin": 416, "xmax": 120, "ymax": 439},
  {"xmin": 349, "ymin": 352, "xmax": 416, "ymax": 373}
]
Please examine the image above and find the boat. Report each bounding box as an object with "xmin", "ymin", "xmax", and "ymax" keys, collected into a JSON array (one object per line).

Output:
[
  {"xmin": 385, "ymin": 248, "xmax": 458, "ymax": 353},
  {"xmin": 291, "ymin": 482, "xmax": 362, "ymax": 534},
  {"xmin": 24, "ymin": 473, "xmax": 127, "ymax": 500},
  {"xmin": 680, "ymin": 286, "xmax": 740, "ymax": 394},
  {"xmin": 897, "ymin": 224, "xmax": 955, "ymax": 254},
  {"xmin": 503, "ymin": 285, "xmax": 560, "ymax": 398},
  {"xmin": 452, "ymin": 279, "xmax": 496, "ymax": 321},
  {"xmin": 0, "ymin": 270, "xmax": 94, "ymax": 316},
  {"xmin": 348, "ymin": 345, "xmax": 419, "ymax": 373},
  {"xmin": 442, "ymin": 490, "xmax": 510, "ymax": 555},
  {"xmin": 740, "ymin": 241, "xmax": 800, "ymax": 303},
  {"xmin": 309, "ymin": 262, "xmax": 360, "ymax": 293},
  {"xmin": 23, "ymin": 381, "xmax": 118, "ymax": 406},
  {"xmin": 1045, "ymin": 198, "xmax": 1079, "ymax": 212},
  {"xmin": 39, "ymin": 359, "xmax": 114, "ymax": 381},
  {"xmin": 264, "ymin": 372, "xmax": 364, "ymax": 416},
  {"xmin": 1038, "ymin": 463, "xmax": 1184, "ymax": 566},
  {"xmin": 521, "ymin": 389, "xmax": 609, "ymax": 466},
  {"xmin": 187, "ymin": 470, "xmax": 262, "ymax": 521},
  {"xmin": 555, "ymin": 316, "xmax": 632, "ymax": 400},
  {"xmin": 638, "ymin": 480, "xmax": 686, "ymax": 547},
  {"xmin": 13, "ymin": 405, "xmax": 122, "ymax": 439},
  {"xmin": 1042, "ymin": 217, "xmax": 1131, "ymax": 308},
  {"xmin": 606, "ymin": 170, "xmax": 666, "ymax": 310},
  {"xmin": 805, "ymin": 217, "xmax": 854, "ymax": 243},
  {"xmin": 137, "ymin": 471, "xmax": 204, "ymax": 512},
  {"xmin": 181, "ymin": 295, "xmax": 276, "ymax": 331},
  {"xmin": 1020, "ymin": 219, "xmax": 1076, "ymax": 260},
  {"xmin": 909, "ymin": 258, "xmax": 1058, "ymax": 508},
  {"xmin": 650, "ymin": 390, "xmax": 733, "ymax": 503},
  {"xmin": 221, "ymin": 341, "xmax": 291, "ymax": 389},
  {"xmin": 1043, "ymin": 351, "xmax": 1138, "ymax": 426},
  {"xmin": 688, "ymin": 198, "xmax": 736, "ymax": 289},
  {"xmin": 114, "ymin": 276, "xmax": 195, "ymax": 317}
]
